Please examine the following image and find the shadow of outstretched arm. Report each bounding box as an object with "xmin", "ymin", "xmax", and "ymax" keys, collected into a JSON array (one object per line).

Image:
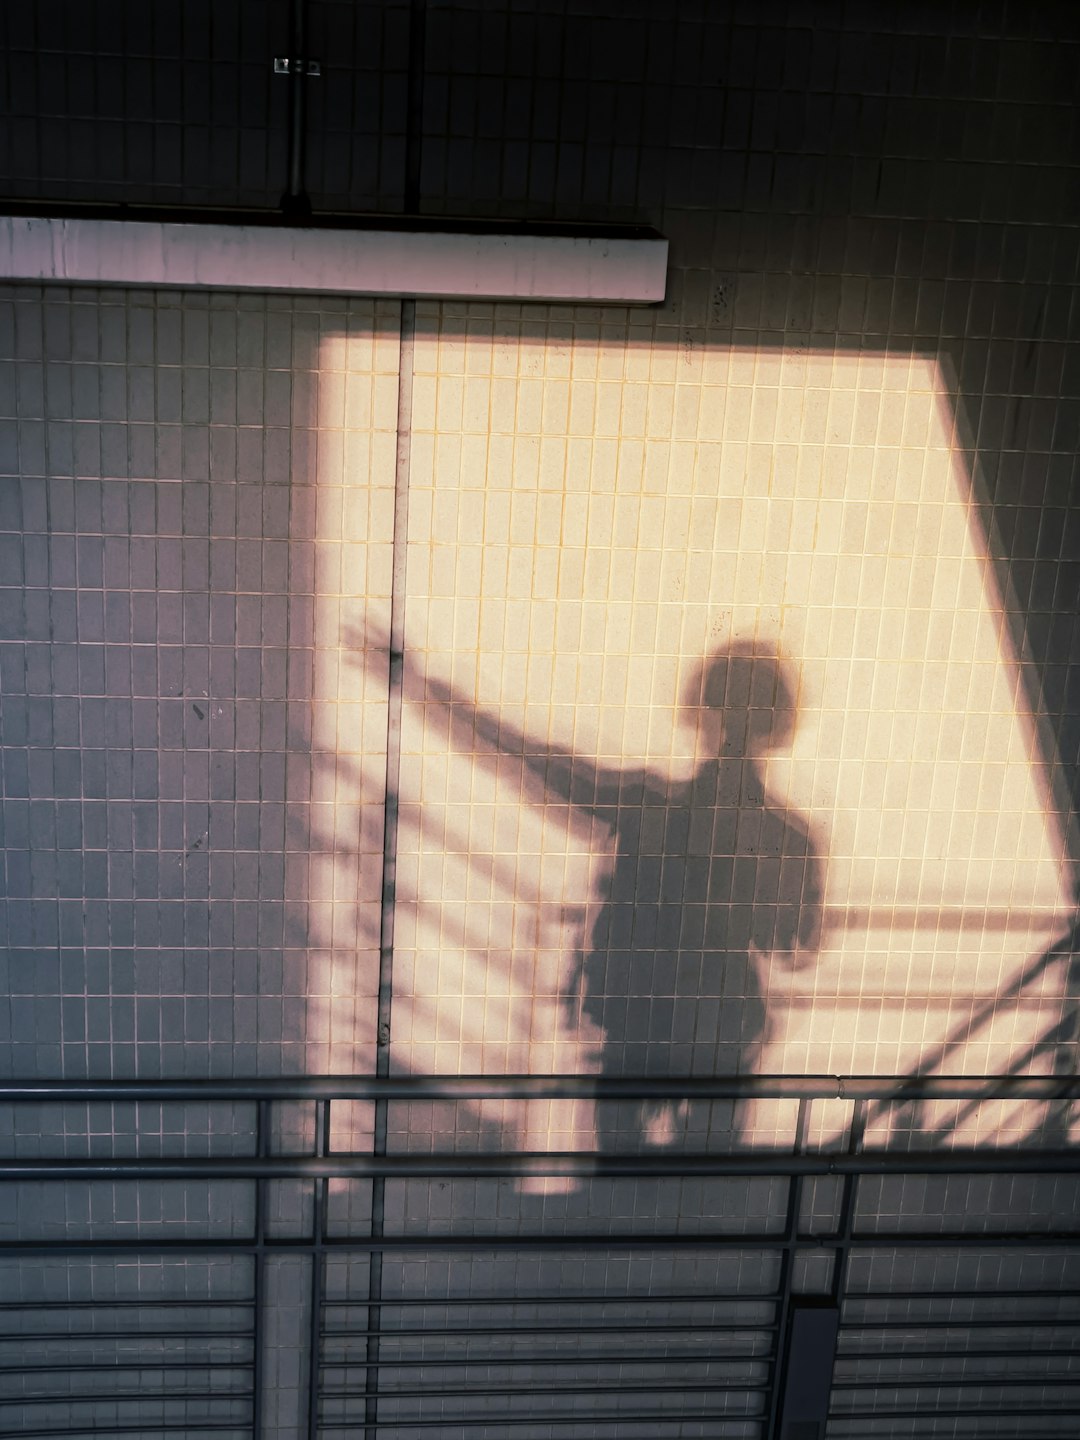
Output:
[{"xmin": 361, "ymin": 621, "xmax": 622, "ymax": 816}]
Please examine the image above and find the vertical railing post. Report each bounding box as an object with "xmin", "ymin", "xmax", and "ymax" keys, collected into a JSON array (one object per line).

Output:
[
  {"xmin": 251, "ymin": 1098, "xmax": 268, "ymax": 1439},
  {"xmin": 306, "ymin": 1099, "xmax": 328, "ymax": 1440}
]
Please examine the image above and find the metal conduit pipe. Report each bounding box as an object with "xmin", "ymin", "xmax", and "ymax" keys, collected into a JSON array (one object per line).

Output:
[{"xmin": 280, "ymin": 0, "xmax": 311, "ymax": 214}]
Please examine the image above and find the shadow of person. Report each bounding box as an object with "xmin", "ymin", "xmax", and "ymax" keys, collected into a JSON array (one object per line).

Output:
[
  {"xmin": 389, "ymin": 632, "xmax": 825, "ymax": 1152},
  {"xmin": 575, "ymin": 644, "xmax": 824, "ymax": 1150}
]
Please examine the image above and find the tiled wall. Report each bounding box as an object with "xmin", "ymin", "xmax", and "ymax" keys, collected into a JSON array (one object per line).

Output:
[
  {"xmin": 0, "ymin": 0, "xmax": 412, "ymax": 213},
  {"xmin": 1, "ymin": 8, "xmax": 1078, "ymax": 1437},
  {"xmin": 0, "ymin": 287, "xmax": 397, "ymax": 1077},
  {"xmin": 5, "ymin": 277, "xmax": 1076, "ymax": 1147},
  {"xmin": 389, "ymin": 299, "xmax": 1078, "ymax": 1160},
  {"xmin": 0, "ymin": 6, "xmax": 1078, "ymax": 1137}
]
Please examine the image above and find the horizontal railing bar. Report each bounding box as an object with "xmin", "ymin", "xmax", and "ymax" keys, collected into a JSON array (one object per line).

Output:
[
  {"xmin": 323, "ymin": 1289, "xmax": 780, "ymax": 1308},
  {"xmin": 0, "ymin": 1299, "xmax": 249, "ymax": 1311},
  {"xmin": 4, "ymin": 1229, "xmax": 1080, "ymax": 1254},
  {"xmin": 835, "ymin": 1405, "xmax": 1080, "ymax": 1419},
  {"xmin": 833, "ymin": 1374, "xmax": 1080, "ymax": 1389},
  {"xmin": 322, "ymin": 1320, "xmax": 778, "ymax": 1340},
  {"xmin": 1, "ymin": 1074, "xmax": 1078, "ymax": 1103},
  {"xmin": 844, "ymin": 1316, "xmax": 1080, "ymax": 1331},
  {"xmin": 308, "ymin": 1410, "xmax": 765, "ymax": 1430},
  {"xmin": 0, "ymin": 1428, "xmax": 247, "ymax": 1439},
  {"xmin": 844, "ymin": 1309, "xmax": 1080, "ymax": 1324},
  {"xmin": 0, "ymin": 1330, "xmax": 254, "ymax": 1343},
  {"xmin": 0, "ymin": 1237, "xmax": 785, "ymax": 1259},
  {"xmin": 322, "ymin": 1379, "xmax": 769, "ymax": 1401},
  {"xmin": 838, "ymin": 1231, "xmax": 1080, "ymax": 1248},
  {"xmin": 319, "ymin": 1350, "xmax": 770, "ymax": 1368},
  {"xmin": 0, "ymin": 1362, "xmax": 253, "ymax": 1375},
  {"xmin": 0, "ymin": 1242, "xmax": 260, "ymax": 1254},
  {"xmin": 845, "ymin": 1288, "xmax": 1080, "ymax": 1303},
  {"xmin": 0, "ymin": 1390, "xmax": 255, "ymax": 1407},
  {"xmin": 840, "ymin": 1317, "xmax": 1080, "ymax": 1331},
  {"xmin": 2, "ymin": 1148, "xmax": 1078, "ymax": 1179},
  {"xmin": 319, "ymin": 1284, "xmax": 1080, "ymax": 1312},
  {"xmin": 835, "ymin": 1348, "xmax": 1079, "ymax": 1363}
]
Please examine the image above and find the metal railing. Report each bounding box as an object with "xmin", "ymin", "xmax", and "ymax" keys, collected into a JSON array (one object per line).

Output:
[{"xmin": 0, "ymin": 1074, "xmax": 1078, "ymax": 1440}]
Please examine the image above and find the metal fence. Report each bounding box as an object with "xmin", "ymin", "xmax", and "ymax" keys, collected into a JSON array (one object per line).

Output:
[{"xmin": 1, "ymin": 1073, "xmax": 1079, "ymax": 1439}]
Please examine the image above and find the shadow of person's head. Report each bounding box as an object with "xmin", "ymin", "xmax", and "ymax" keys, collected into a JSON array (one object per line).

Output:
[{"xmin": 681, "ymin": 641, "xmax": 799, "ymax": 759}]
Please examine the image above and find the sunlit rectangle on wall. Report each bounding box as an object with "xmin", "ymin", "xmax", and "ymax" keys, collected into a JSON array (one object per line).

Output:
[{"xmin": 316, "ymin": 311, "xmax": 1076, "ymax": 1153}]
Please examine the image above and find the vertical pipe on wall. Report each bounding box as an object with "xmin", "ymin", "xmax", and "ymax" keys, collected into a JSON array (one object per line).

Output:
[
  {"xmin": 403, "ymin": 0, "xmax": 428, "ymax": 213},
  {"xmin": 281, "ymin": 0, "xmax": 311, "ymax": 215},
  {"xmin": 364, "ymin": 1, "xmax": 428, "ymax": 1424}
]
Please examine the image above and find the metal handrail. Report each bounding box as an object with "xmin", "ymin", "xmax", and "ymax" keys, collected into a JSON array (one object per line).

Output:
[
  {"xmin": 2, "ymin": 1072, "xmax": 1078, "ymax": 1102},
  {"xmin": 1, "ymin": 1148, "xmax": 1078, "ymax": 1179}
]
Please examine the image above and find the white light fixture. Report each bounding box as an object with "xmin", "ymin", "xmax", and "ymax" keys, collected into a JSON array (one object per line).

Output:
[{"xmin": 0, "ymin": 215, "xmax": 668, "ymax": 304}]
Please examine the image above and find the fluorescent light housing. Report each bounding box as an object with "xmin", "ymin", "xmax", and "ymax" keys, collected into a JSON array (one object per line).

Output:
[{"xmin": 0, "ymin": 209, "xmax": 668, "ymax": 304}]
